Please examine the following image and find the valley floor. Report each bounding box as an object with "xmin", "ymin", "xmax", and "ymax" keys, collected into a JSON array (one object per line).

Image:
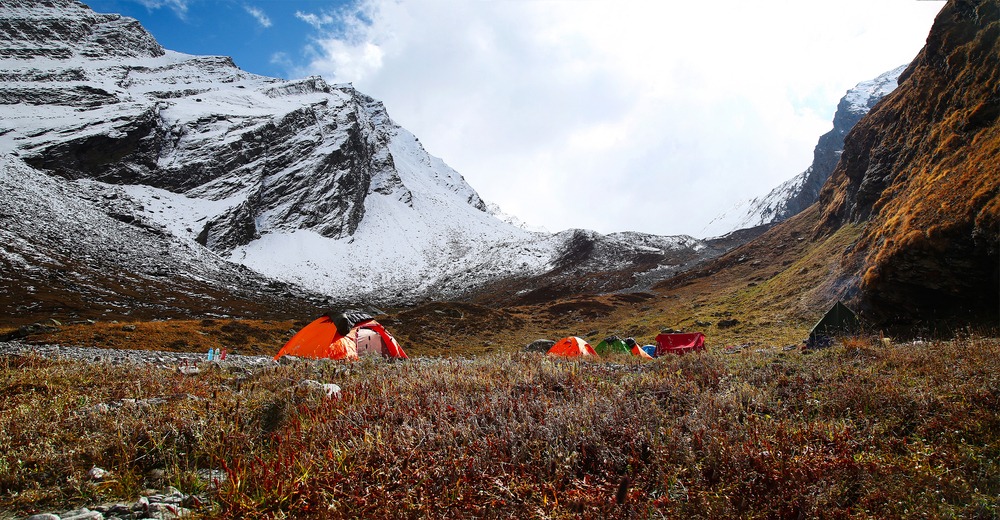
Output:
[{"xmin": 2, "ymin": 335, "xmax": 999, "ymax": 518}]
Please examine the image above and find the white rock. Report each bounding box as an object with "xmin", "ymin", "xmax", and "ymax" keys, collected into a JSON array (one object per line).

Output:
[
  {"xmin": 88, "ymin": 466, "xmax": 108, "ymax": 480},
  {"xmin": 61, "ymin": 509, "xmax": 103, "ymax": 520},
  {"xmin": 323, "ymin": 383, "xmax": 342, "ymax": 399}
]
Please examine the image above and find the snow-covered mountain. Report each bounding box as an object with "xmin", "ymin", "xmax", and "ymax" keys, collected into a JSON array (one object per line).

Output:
[
  {"xmin": 700, "ymin": 65, "xmax": 908, "ymax": 238},
  {"xmin": 0, "ymin": 0, "xmax": 727, "ymax": 313}
]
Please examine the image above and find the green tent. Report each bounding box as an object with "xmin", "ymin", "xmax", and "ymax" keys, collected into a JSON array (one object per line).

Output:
[
  {"xmin": 808, "ymin": 301, "xmax": 860, "ymax": 345},
  {"xmin": 594, "ymin": 335, "xmax": 630, "ymax": 355}
]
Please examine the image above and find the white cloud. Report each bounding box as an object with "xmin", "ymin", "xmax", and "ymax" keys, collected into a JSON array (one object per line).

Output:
[
  {"xmin": 133, "ymin": 0, "xmax": 189, "ymax": 19},
  {"xmin": 244, "ymin": 5, "xmax": 272, "ymax": 29},
  {"xmin": 293, "ymin": 0, "xmax": 943, "ymax": 237},
  {"xmin": 294, "ymin": 10, "xmax": 336, "ymax": 31}
]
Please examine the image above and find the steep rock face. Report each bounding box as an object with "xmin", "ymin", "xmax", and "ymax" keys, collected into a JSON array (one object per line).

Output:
[
  {"xmin": 0, "ymin": 156, "xmax": 320, "ymax": 324},
  {"xmin": 0, "ymin": 0, "xmax": 736, "ymax": 309},
  {"xmin": 701, "ymin": 66, "xmax": 905, "ymax": 237},
  {"xmin": 0, "ymin": 0, "xmax": 164, "ymax": 60},
  {"xmin": 818, "ymin": 0, "xmax": 1000, "ymax": 325},
  {"xmin": 782, "ymin": 66, "xmax": 907, "ymax": 220}
]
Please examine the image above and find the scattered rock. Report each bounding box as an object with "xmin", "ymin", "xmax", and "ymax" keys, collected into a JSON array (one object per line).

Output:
[
  {"xmin": 60, "ymin": 509, "xmax": 102, "ymax": 520},
  {"xmin": 717, "ymin": 319, "xmax": 740, "ymax": 329},
  {"xmin": 324, "ymin": 383, "xmax": 342, "ymax": 399},
  {"xmin": 177, "ymin": 366, "xmax": 201, "ymax": 376},
  {"xmin": 297, "ymin": 379, "xmax": 342, "ymax": 399},
  {"xmin": 524, "ymin": 339, "xmax": 555, "ymax": 353},
  {"xmin": 277, "ymin": 355, "xmax": 300, "ymax": 365},
  {"xmin": 0, "ymin": 322, "xmax": 59, "ymax": 341}
]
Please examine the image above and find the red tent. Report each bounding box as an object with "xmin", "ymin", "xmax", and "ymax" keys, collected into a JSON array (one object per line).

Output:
[
  {"xmin": 274, "ymin": 311, "xmax": 408, "ymax": 361},
  {"xmin": 654, "ymin": 332, "xmax": 706, "ymax": 356}
]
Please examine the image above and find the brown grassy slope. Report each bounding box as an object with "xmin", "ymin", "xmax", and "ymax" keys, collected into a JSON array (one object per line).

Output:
[{"xmin": 818, "ymin": 0, "xmax": 1000, "ymax": 326}]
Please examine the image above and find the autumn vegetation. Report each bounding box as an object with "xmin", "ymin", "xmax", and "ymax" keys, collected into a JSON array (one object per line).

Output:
[{"xmin": 2, "ymin": 334, "xmax": 999, "ymax": 518}]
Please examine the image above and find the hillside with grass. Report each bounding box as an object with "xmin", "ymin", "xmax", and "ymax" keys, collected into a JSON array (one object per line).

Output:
[{"xmin": 817, "ymin": 0, "xmax": 1000, "ymax": 327}]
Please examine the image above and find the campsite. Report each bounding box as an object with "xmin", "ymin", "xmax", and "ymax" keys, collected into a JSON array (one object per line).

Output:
[
  {"xmin": 2, "ymin": 202, "xmax": 997, "ymax": 518},
  {"xmin": 2, "ymin": 0, "xmax": 999, "ymax": 517},
  {"xmin": 1, "ymin": 200, "xmax": 997, "ymax": 518},
  {"xmin": 3, "ymin": 282, "xmax": 1000, "ymax": 519}
]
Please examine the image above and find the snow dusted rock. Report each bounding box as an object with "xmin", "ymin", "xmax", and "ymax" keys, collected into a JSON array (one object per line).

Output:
[
  {"xmin": 87, "ymin": 466, "xmax": 108, "ymax": 480},
  {"xmin": 0, "ymin": 0, "xmax": 736, "ymax": 311},
  {"xmin": 701, "ymin": 65, "xmax": 908, "ymax": 238}
]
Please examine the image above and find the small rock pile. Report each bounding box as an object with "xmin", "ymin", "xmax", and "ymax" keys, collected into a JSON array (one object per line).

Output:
[{"xmin": 24, "ymin": 486, "xmax": 204, "ymax": 520}]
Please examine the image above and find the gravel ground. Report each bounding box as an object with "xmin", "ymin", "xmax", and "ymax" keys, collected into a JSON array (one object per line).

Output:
[{"xmin": 0, "ymin": 340, "xmax": 278, "ymax": 371}]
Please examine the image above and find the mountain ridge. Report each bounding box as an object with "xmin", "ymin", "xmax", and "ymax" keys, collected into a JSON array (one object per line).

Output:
[
  {"xmin": 817, "ymin": 0, "xmax": 999, "ymax": 325},
  {"xmin": 701, "ymin": 65, "xmax": 908, "ymax": 238},
  {"xmin": 0, "ymin": 0, "xmax": 733, "ymax": 319}
]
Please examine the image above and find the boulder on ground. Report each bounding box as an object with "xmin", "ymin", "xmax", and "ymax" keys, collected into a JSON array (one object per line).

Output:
[{"xmin": 524, "ymin": 339, "xmax": 555, "ymax": 353}]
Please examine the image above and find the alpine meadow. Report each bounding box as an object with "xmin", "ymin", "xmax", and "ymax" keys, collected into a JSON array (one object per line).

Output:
[{"xmin": 1, "ymin": 0, "xmax": 998, "ymax": 518}]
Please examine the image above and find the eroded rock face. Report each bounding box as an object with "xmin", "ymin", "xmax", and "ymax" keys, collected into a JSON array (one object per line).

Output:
[
  {"xmin": 818, "ymin": 0, "xmax": 1000, "ymax": 326},
  {"xmin": 0, "ymin": 0, "xmax": 743, "ymax": 311},
  {"xmin": 780, "ymin": 66, "xmax": 907, "ymax": 222},
  {"xmin": 0, "ymin": 0, "xmax": 165, "ymax": 60}
]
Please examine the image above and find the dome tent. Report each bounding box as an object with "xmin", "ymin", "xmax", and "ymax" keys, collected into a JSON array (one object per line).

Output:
[
  {"xmin": 594, "ymin": 335, "xmax": 630, "ymax": 355},
  {"xmin": 274, "ymin": 310, "xmax": 407, "ymax": 361},
  {"xmin": 807, "ymin": 301, "xmax": 860, "ymax": 348},
  {"xmin": 546, "ymin": 336, "xmax": 598, "ymax": 358}
]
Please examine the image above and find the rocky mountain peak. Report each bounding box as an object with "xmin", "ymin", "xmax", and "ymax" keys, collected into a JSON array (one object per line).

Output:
[
  {"xmin": 0, "ymin": 0, "xmax": 741, "ymax": 315},
  {"xmin": 0, "ymin": 0, "xmax": 164, "ymax": 60},
  {"xmin": 700, "ymin": 65, "xmax": 907, "ymax": 238}
]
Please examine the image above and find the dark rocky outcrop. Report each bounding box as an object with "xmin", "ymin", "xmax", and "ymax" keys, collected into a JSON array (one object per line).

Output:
[{"xmin": 818, "ymin": 0, "xmax": 1000, "ymax": 328}]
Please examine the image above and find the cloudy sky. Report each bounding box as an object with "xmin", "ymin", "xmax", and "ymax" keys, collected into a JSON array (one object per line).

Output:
[{"xmin": 87, "ymin": 0, "xmax": 944, "ymax": 237}]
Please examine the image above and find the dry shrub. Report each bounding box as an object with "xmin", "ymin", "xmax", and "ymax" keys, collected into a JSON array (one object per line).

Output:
[{"xmin": 2, "ymin": 340, "xmax": 1000, "ymax": 518}]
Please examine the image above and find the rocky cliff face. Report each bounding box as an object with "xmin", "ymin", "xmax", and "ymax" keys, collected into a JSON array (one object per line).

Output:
[
  {"xmin": 0, "ymin": 0, "xmax": 731, "ymax": 316},
  {"xmin": 702, "ymin": 66, "xmax": 906, "ymax": 238},
  {"xmin": 818, "ymin": 0, "xmax": 1000, "ymax": 326},
  {"xmin": 0, "ymin": 0, "xmax": 164, "ymax": 60}
]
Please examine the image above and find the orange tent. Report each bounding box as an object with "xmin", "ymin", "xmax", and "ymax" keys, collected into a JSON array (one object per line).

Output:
[
  {"xmin": 631, "ymin": 343, "xmax": 653, "ymax": 359},
  {"xmin": 546, "ymin": 336, "xmax": 598, "ymax": 358},
  {"xmin": 274, "ymin": 311, "xmax": 408, "ymax": 361}
]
